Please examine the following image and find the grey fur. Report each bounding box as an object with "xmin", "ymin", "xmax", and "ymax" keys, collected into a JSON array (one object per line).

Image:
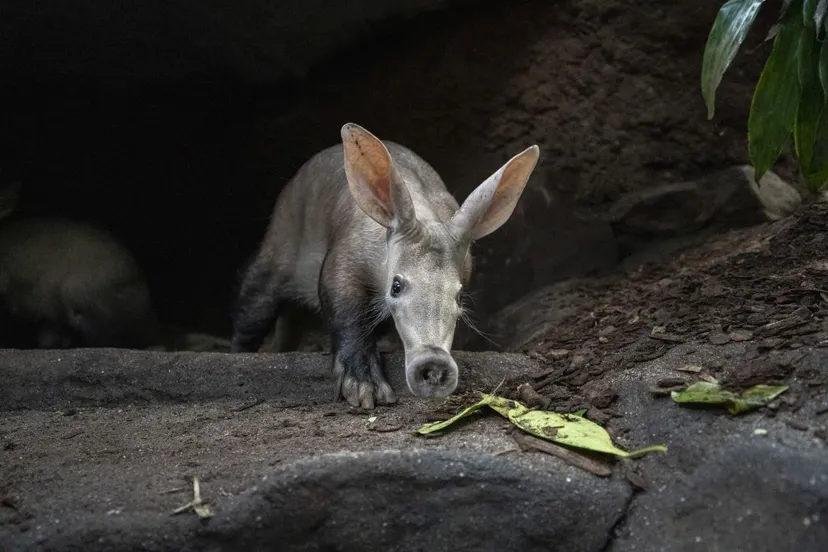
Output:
[
  {"xmin": 0, "ymin": 184, "xmax": 160, "ymax": 349},
  {"xmin": 231, "ymin": 123, "xmax": 539, "ymax": 409}
]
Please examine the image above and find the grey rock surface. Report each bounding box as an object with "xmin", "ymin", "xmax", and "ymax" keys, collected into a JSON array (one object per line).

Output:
[
  {"xmin": 203, "ymin": 450, "xmax": 631, "ymax": 552},
  {"xmin": 1, "ymin": 343, "xmax": 826, "ymax": 551},
  {"xmin": 600, "ymin": 343, "xmax": 828, "ymax": 552},
  {"xmin": 1, "ymin": 449, "xmax": 631, "ymax": 552},
  {"xmin": 611, "ymin": 442, "xmax": 828, "ymax": 552},
  {"xmin": 0, "ymin": 348, "xmax": 539, "ymax": 411}
]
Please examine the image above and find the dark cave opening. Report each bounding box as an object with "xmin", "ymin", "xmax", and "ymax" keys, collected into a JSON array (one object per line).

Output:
[{"xmin": 0, "ymin": 0, "xmax": 783, "ymax": 353}]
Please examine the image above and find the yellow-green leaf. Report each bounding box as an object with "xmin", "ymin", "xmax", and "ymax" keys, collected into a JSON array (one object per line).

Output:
[
  {"xmin": 671, "ymin": 381, "xmax": 789, "ymax": 415},
  {"xmin": 702, "ymin": 0, "xmax": 767, "ymax": 119},
  {"xmin": 415, "ymin": 397, "xmax": 489, "ymax": 434},
  {"xmin": 748, "ymin": 3, "xmax": 805, "ymax": 179},
  {"xmin": 415, "ymin": 393, "xmax": 667, "ymax": 458},
  {"xmin": 483, "ymin": 394, "xmax": 667, "ymax": 458}
]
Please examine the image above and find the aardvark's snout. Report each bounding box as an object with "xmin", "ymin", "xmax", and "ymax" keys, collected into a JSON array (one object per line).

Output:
[{"xmin": 405, "ymin": 346, "xmax": 459, "ymax": 398}]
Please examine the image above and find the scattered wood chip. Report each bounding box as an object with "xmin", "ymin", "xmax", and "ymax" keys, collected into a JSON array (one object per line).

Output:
[
  {"xmin": 534, "ymin": 372, "xmax": 565, "ymax": 392},
  {"xmin": 517, "ymin": 383, "xmax": 550, "ymax": 410},
  {"xmin": 709, "ymin": 332, "xmax": 731, "ymax": 345},
  {"xmin": 756, "ymin": 317, "xmax": 809, "ymax": 337},
  {"xmin": 676, "ymin": 364, "xmax": 703, "ymax": 373},
  {"xmin": 729, "ymin": 329, "xmax": 754, "ymax": 342},
  {"xmin": 623, "ymin": 465, "xmax": 649, "ymax": 491},
  {"xmin": 512, "ymin": 432, "xmax": 612, "ymax": 477},
  {"xmin": 586, "ymin": 408, "xmax": 612, "ymax": 426},
  {"xmin": 785, "ymin": 419, "xmax": 810, "ymax": 431},
  {"xmin": 171, "ymin": 477, "xmax": 213, "ymax": 519},
  {"xmin": 650, "ymin": 327, "xmax": 685, "ymax": 343}
]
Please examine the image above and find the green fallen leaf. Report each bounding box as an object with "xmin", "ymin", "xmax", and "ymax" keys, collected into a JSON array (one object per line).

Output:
[
  {"xmin": 738, "ymin": 384, "xmax": 791, "ymax": 409},
  {"xmin": 416, "ymin": 393, "xmax": 667, "ymax": 459},
  {"xmin": 573, "ymin": 408, "xmax": 587, "ymax": 417},
  {"xmin": 416, "ymin": 397, "xmax": 489, "ymax": 434},
  {"xmin": 483, "ymin": 394, "xmax": 666, "ymax": 458},
  {"xmin": 671, "ymin": 381, "xmax": 788, "ymax": 415}
]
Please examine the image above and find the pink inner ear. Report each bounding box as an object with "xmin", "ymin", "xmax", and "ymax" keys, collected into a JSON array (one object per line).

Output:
[
  {"xmin": 351, "ymin": 134, "xmax": 392, "ymax": 205},
  {"xmin": 372, "ymin": 173, "xmax": 391, "ymax": 207},
  {"xmin": 477, "ymin": 159, "xmax": 525, "ymax": 220}
]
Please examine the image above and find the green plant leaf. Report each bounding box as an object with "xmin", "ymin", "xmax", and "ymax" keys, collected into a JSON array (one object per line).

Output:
[
  {"xmin": 807, "ymin": 108, "xmax": 828, "ymax": 188},
  {"xmin": 748, "ymin": 3, "xmax": 804, "ymax": 179},
  {"xmin": 702, "ymin": 0, "xmax": 767, "ymax": 119},
  {"xmin": 820, "ymin": 28, "xmax": 828, "ymax": 97},
  {"xmin": 804, "ymin": 0, "xmax": 817, "ymax": 25},
  {"xmin": 671, "ymin": 381, "xmax": 789, "ymax": 415},
  {"xmin": 803, "ymin": 164, "xmax": 828, "ymax": 189},
  {"xmin": 814, "ymin": 0, "xmax": 828, "ymax": 29},
  {"xmin": 794, "ymin": 32, "xmax": 823, "ymax": 171},
  {"xmin": 811, "ymin": 19, "xmax": 828, "ymax": 188}
]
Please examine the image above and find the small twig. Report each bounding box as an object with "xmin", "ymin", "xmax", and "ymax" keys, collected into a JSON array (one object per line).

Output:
[
  {"xmin": 649, "ymin": 329, "xmax": 686, "ymax": 343},
  {"xmin": 368, "ymin": 423, "xmax": 404, "ymax": 433},
  {"xmin": 493, "ymin": 447, "xmax": 521, "ymax": 456},
  {"xmin": 232, "ymin": 398, "xmax": 264, "ymax": 412},
  {"xmin": 171, "ymin": 477, "xmax": 214, "ymax": 519},
  {"xmin": 489, "ymin": 377, "xmax": 507, "ymax": 396},
  {"xmin": 649, "ymin": 385, "xmax": 687, "ymax": 395},
  {"xmin": 61, "ymin": 430, "xmax": 85, "ymax": 440},
  {"xmin": 534, "ymin": 372, "xmax": 566, "ymax": 392},
  {"xmin": 159, "ymin": 486, "xmax": 187, "ymax": 495},
  {"xmin": 512, "ymin": 432, "xmax": 613, "ymax": 477}
]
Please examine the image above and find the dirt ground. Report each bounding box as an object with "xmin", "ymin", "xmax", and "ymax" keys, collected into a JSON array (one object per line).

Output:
[{"xmin": 493, "ymin": 197, "xmax": 827, "ymax": 390}]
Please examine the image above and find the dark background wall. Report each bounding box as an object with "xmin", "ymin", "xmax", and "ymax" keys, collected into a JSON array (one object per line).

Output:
[{"xmin": 0, "ymin": 0, "xmax": 785, "ymax": 344}]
